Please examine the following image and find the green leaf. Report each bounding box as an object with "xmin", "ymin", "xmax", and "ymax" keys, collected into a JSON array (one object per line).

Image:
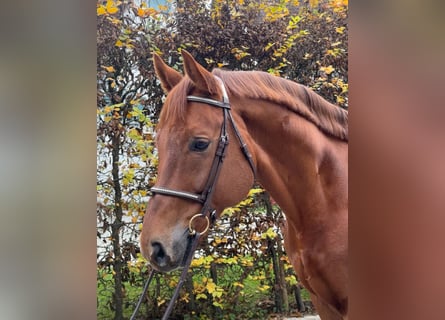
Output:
[
  {"xmin": 261, "ymin": 227, "xmax": 277, "ymax": 239},
  {"xmin": 196, "ymin": 293, "xmax": 207, "ymax": 300}
]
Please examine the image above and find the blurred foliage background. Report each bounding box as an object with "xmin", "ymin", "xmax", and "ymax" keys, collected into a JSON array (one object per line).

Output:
[{"xmin": 97, "ymin": 0, "xmax": 347, "ymax": 318}]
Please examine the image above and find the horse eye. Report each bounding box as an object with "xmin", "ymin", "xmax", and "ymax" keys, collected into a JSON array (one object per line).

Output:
[{"xmin": 190, "ymin": 139, "xmax": 210, "ymax": 152}]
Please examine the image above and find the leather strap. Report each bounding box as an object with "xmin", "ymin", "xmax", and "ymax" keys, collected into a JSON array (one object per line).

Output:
[
  {"xmin": 187, "ymin": 95, "xmax": 230, "ymax": 109},
  {"xmin": 149, "ymin": 186, "xmax": 204, "ymax": 203}
]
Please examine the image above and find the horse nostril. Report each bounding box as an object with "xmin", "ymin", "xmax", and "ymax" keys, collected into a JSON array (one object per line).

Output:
[
  {"xmin": 151, "ymin": 241, "xmax": 165, "ymax": 258},
  {"xmin": 151, "ymin": 241, "xmax": 170, "ymax": 267}
]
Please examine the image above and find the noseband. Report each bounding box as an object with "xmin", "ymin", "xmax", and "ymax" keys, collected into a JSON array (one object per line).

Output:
[{"xmin": 131, "ymin": 76, "xmax": 256, "ymax": 320}]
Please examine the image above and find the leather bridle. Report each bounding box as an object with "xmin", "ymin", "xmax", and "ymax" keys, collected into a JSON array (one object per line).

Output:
[{"xmin": 130, "ymin": 76, "xmax": 256, "ymax": 320}]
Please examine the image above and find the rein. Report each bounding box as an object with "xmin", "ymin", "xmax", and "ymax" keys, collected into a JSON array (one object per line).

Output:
[{"xmin": 131, "ymin": 76, "xmax": 256, "ymax": 320}]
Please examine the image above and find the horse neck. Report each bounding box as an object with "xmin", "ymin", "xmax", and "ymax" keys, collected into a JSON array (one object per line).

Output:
[{"xmin": 233, "ymin": 97, "xmax": 348, "ymax": 230}]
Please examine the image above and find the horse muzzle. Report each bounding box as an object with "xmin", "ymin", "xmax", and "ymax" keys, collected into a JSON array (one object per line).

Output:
[
  {"xmin": 145, "ymin": 230, "xmax": 190, "ymax": 272},
  {"xmin": 149, "ymin": 241, "xmax": 174, "ymax": 270},
  {"xmin": 148, "ymin": 242, "xmax": 181, "ymax": 272}
]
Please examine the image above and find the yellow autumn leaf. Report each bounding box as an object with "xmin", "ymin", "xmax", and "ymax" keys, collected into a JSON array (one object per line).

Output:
[
  {"xmin": 336, "ymin": 96, "xmax": 345, "ymax": 104},
  {"xmin": 97, "ymin": 6, "xmax": 106, "ymax": 16},
  {"xmin": 137, "ymin": 8, "xmax": 145, "ymax": 17},
  {"xmin": 115, "ymin": 39, "xmax": 123, "ymax": 47},
  {"xmin": 286, "ymin": 275, "xmax": 298, "ymax": 286},
  {"xmin": 264, "ymin": 42, "xmax": 275, "ymax": 51},
  {"xmin": 191, "ymin": 256, "xmax": 204, "ymax": 268},
  {"xmin": 261, "ymin": 227, "xmax": 277, "ymax": 239},
  {"xmin": 241, "ymin": 259, "xmax": 254, "ymax": 267},
  {"xmin": 106, "ymin": 1, "xmax": 119, "ymax": 14},
  {"xmin": 157, "ymin": 299, "xmax": 165, "ymax": 307},
  {"xmin": 248, "ymin": 188, "xmax": 263, "ymax": 196},
  {"xmin": 204, "ymin": 58, "xmax": 215, "ymax": 65},
  {"xmin": 103, "ymin": 65, "xmax": 115, "ymax": 72},
  {"xmin": 169, "ymin": 279, "xmax": 178, "ymax": 287},
  {"xmin": 180, "ymin": 293, "xmax": 190, "ymax": 303},
  {"xmin": 138, "ymin": 7, "xmax": 157, "ymax": 17},
  {"xmin": 107, "ymin": 17, "xmax": 121, "ymax": 25},
  {"xmin": 336, "ymin": 26, "xmax": 345, "ymax": 34},
  {"xmin": 104, "ymin": 106, "xmax": 113, "ymax": 113},
  {"xmin": 259, "ymin": 285, "xmax": 270, "ymax": 292},
  {"xmin": 251, "ymin": 234, "xmax": 261, "ymax": 241},
  {"xmin": 206, "ymin": 281, "xmax": 216, "ymax": 294},
  {"xmin": 107, "ymin": 7, "xmax": 118, "ymax": 14},
  {"xmin": 330, "ymin": 0, "xmax": 348, "ymax": 8},
  {"xmin": 309, "ymin": 0, "xmax": 319, "ymax": 7},
  {"xmin": 320, "ymin": 65, "xmax": 335, "ymax": 75}
]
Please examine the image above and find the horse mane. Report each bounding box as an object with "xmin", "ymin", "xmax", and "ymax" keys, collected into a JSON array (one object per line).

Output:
[
  {"xmin": 213, "ymin": 70, "xmax": 348, "ymax": 141},
  {"xmin": 158, "ymin": 69, "xmax": 348, "ymax": 142}
]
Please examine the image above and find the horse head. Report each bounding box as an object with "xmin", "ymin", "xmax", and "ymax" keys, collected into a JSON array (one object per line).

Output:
[{"xmin": 140, "ymin": 51, "xmax": 255, "ymax": 272}]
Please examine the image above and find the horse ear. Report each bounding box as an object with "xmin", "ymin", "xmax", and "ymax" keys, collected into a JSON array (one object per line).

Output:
[
  {"xmin": 181, "ymin": 50, "xmax": 218, "ymax": 95},
  {"xmin": 153, "ymin": 53, "xmax": 183, "ymax": 93}
]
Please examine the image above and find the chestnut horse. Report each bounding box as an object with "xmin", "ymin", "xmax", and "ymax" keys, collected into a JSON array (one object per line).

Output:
[{"xmin": 141, "ymin": 51, "xmax": 348, "ymax": 320}]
